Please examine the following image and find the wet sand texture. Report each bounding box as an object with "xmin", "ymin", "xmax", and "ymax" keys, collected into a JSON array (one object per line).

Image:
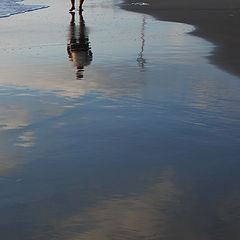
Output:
[{"xmin": 122, "ymin": 0, "xmax": 240, "ymax": 77}]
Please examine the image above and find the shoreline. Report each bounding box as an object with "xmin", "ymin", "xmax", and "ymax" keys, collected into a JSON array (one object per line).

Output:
[
  {"xmin": 121, "ymin": 0, "xmax": 240, "ymax": 77},
  {"xmin": 0, "ymin": 0, "xmax": 49, "ymax": 19}
]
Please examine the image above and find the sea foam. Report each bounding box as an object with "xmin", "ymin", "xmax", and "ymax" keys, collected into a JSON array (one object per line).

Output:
[{"xmin": 0, "ymin": 0, "xmax": 48, "ymax": 18}]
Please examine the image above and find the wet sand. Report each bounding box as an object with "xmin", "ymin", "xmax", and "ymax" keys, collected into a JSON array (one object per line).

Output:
[
  {"xmin": 1, "ymin": 0, "xmax": 240, "ymax": 239},
  {"xmin": 122, "ymin": 0, "xmax": 240, "ymax": 77}
]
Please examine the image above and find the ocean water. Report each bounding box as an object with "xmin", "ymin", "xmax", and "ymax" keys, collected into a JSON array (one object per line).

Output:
[{"xmin": 0, "ymin": 0, "xmax": 48, "ymax": 18}]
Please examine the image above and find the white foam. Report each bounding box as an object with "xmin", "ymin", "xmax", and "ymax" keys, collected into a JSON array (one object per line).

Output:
[
  {"xmin": 0, "ymin": 0, "xmax": 48, "ymax": 18},
  {"xmin": 131, "ymin": 2, "xmax": 149, "ymax": 6}
]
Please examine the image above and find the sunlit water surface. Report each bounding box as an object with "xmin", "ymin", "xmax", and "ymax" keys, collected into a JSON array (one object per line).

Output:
[{"xmin": 0, "ymin": 0, "xmax": 240, "ymax": 239}]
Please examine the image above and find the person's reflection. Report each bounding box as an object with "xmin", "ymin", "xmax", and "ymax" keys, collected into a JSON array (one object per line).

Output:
[{"xmin": 67, "ymin": 12, "xmax": 93, "ymax": 79}]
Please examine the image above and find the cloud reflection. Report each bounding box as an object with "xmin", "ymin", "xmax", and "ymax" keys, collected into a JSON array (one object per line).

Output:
[
  {"xmin": 0, "ymin": 90, "xmax": 68, "ymax": 175},
  {"xmin": 14, "ymin": 131, "xmax": 35, "ymax": 148},
  {"xmin": 19, "ymin": 169, "xmax": 182, "ymax": 240},
  {"xmin": 64, "ymin": 179, "xmax": 180, "ymax": 240},
  {"xmin": 0, "ymin": 106, "xmax": 29, "ymax": 130}
]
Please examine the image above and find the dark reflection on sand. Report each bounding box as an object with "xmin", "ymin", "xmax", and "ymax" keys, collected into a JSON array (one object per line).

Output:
[
  {"xmin": 137, "ymin": 16, "xmax": 146, "ymax": 70},
  {"xmin": 67, "ymin": 12, "xmax": 93, "ymax": 79},
  {"xmin": 122, "ymin": 3, "xmax": 240, "ymax": 77}
]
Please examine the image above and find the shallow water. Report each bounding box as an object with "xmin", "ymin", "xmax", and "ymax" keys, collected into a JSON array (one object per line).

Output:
[
  {"xmin": 0, "ymin": 0, "xmax": 47, "ymax": 18},
  {"xmin": 0, "ymin": 0, "xmax": 240, "ymax": 239}
]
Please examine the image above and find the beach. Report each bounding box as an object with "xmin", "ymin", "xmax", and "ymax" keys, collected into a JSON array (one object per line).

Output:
[
  {"xmin": 1, "ymin": 0, "xmax": 240, "ymax": 239},
  {"xmin": 122, "ymin": 0, "xmax": 240, "ymax": 77}
]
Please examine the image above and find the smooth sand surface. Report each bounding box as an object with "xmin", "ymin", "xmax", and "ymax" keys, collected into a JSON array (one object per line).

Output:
[
  {"xmin": 1, "ymin": 0, "xmax": 240, "ymax": 239},
  {"xmin": 122, "ymin": 0, "xmax": 240, "ymax": 77}
]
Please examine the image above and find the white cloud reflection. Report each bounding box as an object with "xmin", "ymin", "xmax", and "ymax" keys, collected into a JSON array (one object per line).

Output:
[
  {"xmin": 14, "ymin": 131, "xmax": 35, "ymax": 148},
  {"xmin": 0, "ymin": 106, "xmax": 29, "ymax": 130},
  {"xmin": 21, "ymin": 168, "xmax": 185, "ymax": 240},
  {"xmin": 63, "ymin": 178, "xmax": 180, "ymax": 240}
]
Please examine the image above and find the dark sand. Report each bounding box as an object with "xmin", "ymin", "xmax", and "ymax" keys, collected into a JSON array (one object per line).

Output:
[{"xmin": 122, "ymin": 0, "xmax": 240, "ymax": 77}]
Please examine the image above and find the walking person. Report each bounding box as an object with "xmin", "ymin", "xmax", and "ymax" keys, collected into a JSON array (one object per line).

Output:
[{"xmin": 69, "ymin": 0, "xmax": 85, "ymax": 12}]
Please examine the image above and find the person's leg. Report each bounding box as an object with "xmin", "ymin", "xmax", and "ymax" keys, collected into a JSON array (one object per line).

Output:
[
  {"xmin": 79, "ymin": 0, "xmax": 84, "ymax": 11},
  {"xmin": 69, "ymin": 0, "xmax": 75, "ymax": 11}
]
